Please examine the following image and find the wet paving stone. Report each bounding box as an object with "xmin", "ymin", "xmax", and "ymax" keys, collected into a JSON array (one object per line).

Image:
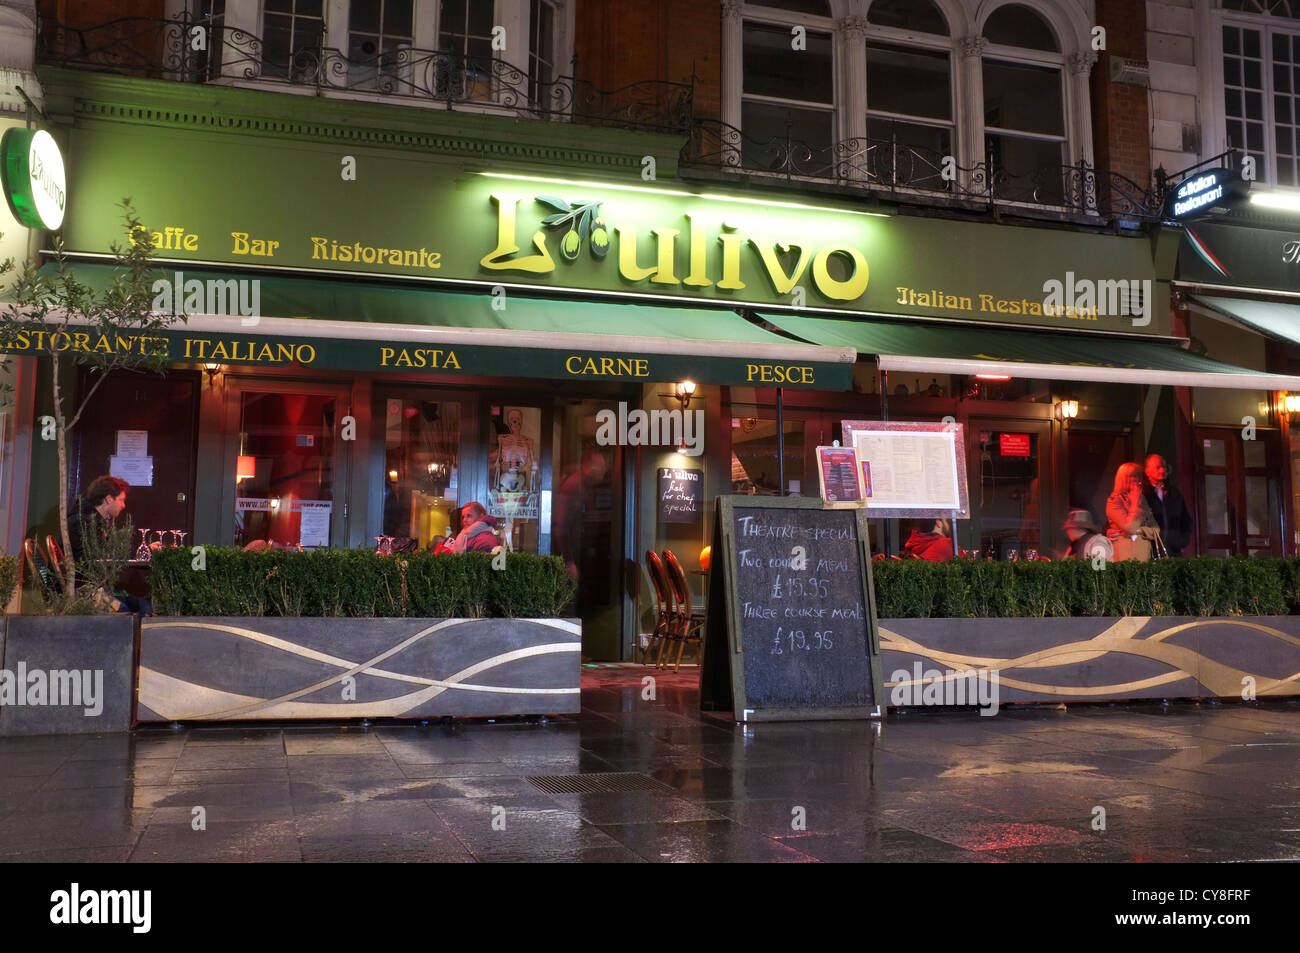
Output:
[{"xmin": 0, "ymin": 673, "xmax": 1297, "ymax": 861}]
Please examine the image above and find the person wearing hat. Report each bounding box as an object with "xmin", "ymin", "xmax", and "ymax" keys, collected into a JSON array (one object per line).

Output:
[{"xmin": 1061, "ymin": 509, "xmax": 1113, "ymax": 562}]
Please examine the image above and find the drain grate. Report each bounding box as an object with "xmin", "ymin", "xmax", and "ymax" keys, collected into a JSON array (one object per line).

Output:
[{"xmin": 526, "ymin": 772, "xmax": 675, "ymax": 795}]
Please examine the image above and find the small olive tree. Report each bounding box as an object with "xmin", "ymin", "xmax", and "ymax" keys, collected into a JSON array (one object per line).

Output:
[{"xmin": 0, "ymin": 200, "xmax": 179, "ymax": 599}]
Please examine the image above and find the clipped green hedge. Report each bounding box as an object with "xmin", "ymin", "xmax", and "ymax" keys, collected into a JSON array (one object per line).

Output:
[
  {"xmin": 150, "ymin": 548, "xmax": 575, "ymax": 618},
  {"xmin": 871, "ymin": 556, "xmax": 1294, "ymax": 618},
  {"xmin": 0, "ymin": 554, "xmax": 19, "ymax": 610}
]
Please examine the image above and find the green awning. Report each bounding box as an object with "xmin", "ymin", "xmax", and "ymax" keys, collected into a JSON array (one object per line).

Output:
[
  {"xmin": 7, "ymin": 262, "xmax": 855, "ymax": 390},
  {"xmin": 1189, "ymin": 294, "xmax": 1300, "ymax": 347},
  {"xmin": 761, "ymin": 312, "xmax": 1300, "ymax": 390}
]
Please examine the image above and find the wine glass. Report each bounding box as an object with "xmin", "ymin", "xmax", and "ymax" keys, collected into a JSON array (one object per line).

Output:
[
  {"xmin": 168, "ymin": 529, "xmax": 182, "ymax": 548},
  {"xmin": 1026, "ymin": 548, "xmax": 1039, "ymax": 562},
  {"xmin": 135, "ymin": 528, "xmax": 152, "ymax": 561},
  {"xmin": 177, "ymin": 531, "xmax": 189, "ymax": 549},
  {"xmin": 375, "ymin": 535, "xmax": 385, "ymax": 554},
  {"xmin": 1007, "ymin": 548, "xmax": 1019, "ymax": 562},
  {"xmin": 152, "ymin": 530, "xmax": 168, "ymax": 548}
]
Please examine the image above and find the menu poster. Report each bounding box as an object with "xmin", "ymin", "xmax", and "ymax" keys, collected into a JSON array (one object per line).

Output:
[
  {"xmin": 115, "ymin": 430, "xmax": 148, "ymax": 457},
  {"xmin": 658, "ymin": 467, "xmax": 703, "ymax": 522},
  {"xmin": 109, "ymin": 454, "xmax": 154, "ymax": 487},
  {"xmin": 815, "ymin": 446, "xmax": 861, "ymax": 506},
  {"xmin": 298, "ymin": 502, "xmax": 332, "ymax": 548},
  {"xmin": 841, "ymin": 420, "xmax": 970, "ymax": 519}
]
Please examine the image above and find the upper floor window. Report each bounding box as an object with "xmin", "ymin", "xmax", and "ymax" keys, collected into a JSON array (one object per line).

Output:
[
  {"xmin": 348, "ymin": 0, "xmax": 414, "ymax": 90},
  {"xmin": 982, "ymin": 4, "xmax": 1066, "ymax": 196},
  {"xmin": 741, "ymin": 10, "xmax": 834, "ymax": 173},
  {"xmin": 866, "ymin": 0, "xmax": 949, "ymax": 36},
  {"xmin": 262, "ymin": 0, "xmax": 325, "ymax": 81},
  {"xmin": 529, "ymin": 0, "xmax": 558, "ymax": 103},
  {"xmin": 439, "ymin": 0, "xmax": 495, "ymax": 62},
  {"xmin": 864, "ymin": 0, "xmax": 952, "ymax": 158},
  {"xmin": 1219, "ymin": 4, "xmax": 1300, "ymax": 187}
]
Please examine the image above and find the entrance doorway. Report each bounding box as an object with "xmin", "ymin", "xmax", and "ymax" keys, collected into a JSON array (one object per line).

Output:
[{"xmin": 1194, "ymin": 426, "xmax": 1282, "ymax": 556}]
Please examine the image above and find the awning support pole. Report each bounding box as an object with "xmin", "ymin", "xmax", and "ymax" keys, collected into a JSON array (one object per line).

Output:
[{"xmin": 776, "ymin": 386, "xmax": 785, "ymax": 496}]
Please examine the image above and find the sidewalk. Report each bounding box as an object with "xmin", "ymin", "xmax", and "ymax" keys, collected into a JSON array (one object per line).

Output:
[{"xmin": 1, "ymin": 666, "xmax": 1298, "ymax": 862}]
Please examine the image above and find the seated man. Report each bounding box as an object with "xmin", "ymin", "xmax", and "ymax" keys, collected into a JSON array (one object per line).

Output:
[
  {"xmin": 903, "ymin": 517, "xmax": 955, "ymax": 561},
  {"xmin": 1061, "ymin": 509, "xmax": 1113, "ymax": 562},
  {"xmin": 447, "ymin": 502, "xmax": 500, "ymax": 553},
  {"xmin": 68, "ymin": 475, "xmax": 153, "ymax": 615}
]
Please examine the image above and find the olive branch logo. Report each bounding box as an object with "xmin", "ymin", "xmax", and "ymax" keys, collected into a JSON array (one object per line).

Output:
[{"xmin": 536, "ymin": 196, "xmax": 608, "ymax": 261}]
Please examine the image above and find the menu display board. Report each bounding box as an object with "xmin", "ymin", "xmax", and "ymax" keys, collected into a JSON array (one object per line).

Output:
[
  {"xmin": 700, "ymin": 496, "xmax": 883, "ymax": 721},
  {"xmin": 841, "ymin": 420, "xmax": 970, "ymax": 518},
  {"xmin": 658, "ymin": 467, "xmax": 702, "ymax": 522},
  {"xmin": 815, "ymin": 445, "xmax": 861, "ymax": 506}
]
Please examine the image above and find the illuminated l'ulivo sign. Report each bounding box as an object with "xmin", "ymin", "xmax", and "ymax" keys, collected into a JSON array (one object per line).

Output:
[{"xmin": 54, "ymin": 124, "xmax": 1167, "ymax": 333}]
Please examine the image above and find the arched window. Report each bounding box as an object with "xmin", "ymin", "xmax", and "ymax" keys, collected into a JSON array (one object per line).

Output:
[
  {"xmin": 866, "ymin": 0, "xmax": 949, "ymax": 36},
  {"xmin": 740, "ymin": 4, "xmax": 836, "ymax": 172},
  {"xmin": 981, "ymin": 4, "xmax": 1067, "ymax": 198},
  {"xmin": 865, "ymin": 1, "xmax": 953, "ymax": 160}
]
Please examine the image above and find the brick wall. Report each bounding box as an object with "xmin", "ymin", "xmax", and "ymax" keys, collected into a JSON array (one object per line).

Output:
[{"xmin": 1091, "ymin": 0, "xmax": 1154, "ymax": 194}]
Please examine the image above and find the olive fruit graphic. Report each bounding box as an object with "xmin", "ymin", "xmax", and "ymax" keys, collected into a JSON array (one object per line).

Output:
[
  {"xmin": 591, "ymin": 217, "xmax": 609, "ymax": 258},
  {"xmin": 561, "ymin": 228, "xmax": 581, "ymax": 260}
]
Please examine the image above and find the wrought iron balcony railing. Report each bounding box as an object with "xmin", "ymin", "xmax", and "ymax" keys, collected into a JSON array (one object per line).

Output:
[
  {"xmin": 682, "ymin": 118, "xmax": 1166, "ymax": 221},
  {"xmin": 37, "ymin": 13, "xmax": 694, "ymax": 134}
]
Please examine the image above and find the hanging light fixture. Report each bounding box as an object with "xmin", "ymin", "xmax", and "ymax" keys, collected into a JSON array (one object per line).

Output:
[{"xmin": 236, "ymin": 455, "xmax": 257, "ymax": 482}]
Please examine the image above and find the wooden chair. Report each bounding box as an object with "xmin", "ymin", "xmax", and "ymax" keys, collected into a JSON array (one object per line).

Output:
[
  {"xmin": 23, "ymin": 538, "xmax": 59, "ymax": 600},
  {"xmin": 44, "ymin": 535, "xmax": 67, "ymax": 585},
  {"xmin": 661, "ymin": 549, "xmax": 704, "ymax": 672},
  {"xmin": 643, "ymin": 550, "xmax": 673, "ymax": 665}
]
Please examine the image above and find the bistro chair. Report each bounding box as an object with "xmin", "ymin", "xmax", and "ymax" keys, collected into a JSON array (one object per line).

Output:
[
  {"xmin": 661, "ymin": 549, "xmax": 704, "ymax": 672},
  {"xmin": 23, "ymin": 538, "xmax": 60, "ymax": 600},
  {"xmin": 643, "ymin": 550, "xmax": 673, "ymax": 665},
  {"xmin": 44, "ymin": 535, "xmax": 68, "ymax": 586}
]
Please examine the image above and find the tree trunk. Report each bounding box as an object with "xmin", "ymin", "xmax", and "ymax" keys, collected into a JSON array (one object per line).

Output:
[{"xmin": 52, "ymin": 352, "xmax": 74, "ymax": 601}]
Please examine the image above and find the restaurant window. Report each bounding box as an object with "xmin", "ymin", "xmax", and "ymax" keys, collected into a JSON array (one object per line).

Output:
[
  {"xmin": 730, "ymin": 411, "xmax": 806, "ymax": 497},
  {"xmin": 347, "ymin": 0, "xmax": 415, "ymax": 91},
  {"xmin": 234, "ymin": 392, "xmax": 337, "ymax": 549},
  {"xmin": 382, "ymin": 398, "xmax": 462, "ymax": 550},
  {"xmin": 741, "ymin": 11, "xmax": 835, "ymax": 175},
  {"xmin": 261, "ymin": 0, "xmax": 325, "ymax": 82},
  {"xmin": 982, "ymin": 4, "xmax": 1067, "ymax": 204}
]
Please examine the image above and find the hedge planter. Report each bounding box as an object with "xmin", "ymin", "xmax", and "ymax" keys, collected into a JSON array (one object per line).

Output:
[
  {"xmin": 137, "ymin": 616, "xmax": 581, "ymax": 721},
  {"xmin": 880, "ymin": 616, "xmax": 1300, "ymax": 705},
  {"xmin": 0, "ymin": 614, "xmax": 137, "ymax": 736}
]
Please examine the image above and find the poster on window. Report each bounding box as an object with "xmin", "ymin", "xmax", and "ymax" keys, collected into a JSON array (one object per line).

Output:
[{"xmin": 488, "ymin": 405, "xmax": 541, "ymax": 520}]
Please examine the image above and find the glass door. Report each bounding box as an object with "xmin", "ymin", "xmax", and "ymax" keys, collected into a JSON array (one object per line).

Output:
[
  {"xmin": 231, "ymin": 386, "xmax": 349, "ymax": 550},
  {"xmin": 966, "ymin": 420, "xmax": 1051, "ymax": 559},
  {"xmin": 1195, "ymin": 427, "xmax": 1281, "ymax": 556}
]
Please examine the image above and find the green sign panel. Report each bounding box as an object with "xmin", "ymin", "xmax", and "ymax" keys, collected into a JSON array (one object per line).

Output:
[
  {"xmin": 0, "ymin": 324, "xmax": 853, "ymax": 391},
  {"xmin": 55, "ymin": 126, "xmax": 1166, "ymax": 335},
  {"xmin": 1, "ymin": 128, "xmax": 66, "ymax": 230}
]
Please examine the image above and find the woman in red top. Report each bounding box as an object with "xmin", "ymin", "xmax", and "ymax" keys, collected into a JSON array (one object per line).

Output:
[{"xmin": 903, "ymin": 517, "xmax": 955, "ymax": 561}]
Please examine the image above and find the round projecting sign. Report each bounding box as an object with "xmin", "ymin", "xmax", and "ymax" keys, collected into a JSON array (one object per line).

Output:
[{"xmin": 1, "ymin": 128, "xmax": 66, "ymax": 230}]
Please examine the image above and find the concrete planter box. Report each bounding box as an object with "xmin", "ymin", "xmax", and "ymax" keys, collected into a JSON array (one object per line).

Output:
[
  {"xmin": 880, "ymin": 616, "xmax": 1300, "ymax": 705},
  {"xmin": 137, "ymin": 616, "xmax": 582, "ymax": 721},
  {"xmin": 0, "ymin": 614, "xmax": 138, "ymax": 735}
]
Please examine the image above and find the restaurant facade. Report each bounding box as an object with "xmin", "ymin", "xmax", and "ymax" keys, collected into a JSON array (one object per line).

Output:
[{"xmin": 5, "ymin": 1, "xmax": 1300, "ymax": 661}]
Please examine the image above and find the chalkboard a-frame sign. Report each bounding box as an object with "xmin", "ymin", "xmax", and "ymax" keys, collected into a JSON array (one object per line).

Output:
[{"xmin": 700, "ymin": 496, "xmax": 883, "ymax": 721}]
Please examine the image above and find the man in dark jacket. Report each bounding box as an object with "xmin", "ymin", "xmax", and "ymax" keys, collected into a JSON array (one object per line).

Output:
[
  {"xmin": 1142, "ymin": 454, "xmax": 1193, "ymax": 557},
  {"xmin": 67, "ymin": 474, "xmax": 152, "ymax": 615}
]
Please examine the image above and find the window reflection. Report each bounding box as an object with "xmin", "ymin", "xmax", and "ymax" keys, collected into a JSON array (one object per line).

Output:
[{"xmin": 383, "ymin": 398, "xmax": 461, "ymax": 549}]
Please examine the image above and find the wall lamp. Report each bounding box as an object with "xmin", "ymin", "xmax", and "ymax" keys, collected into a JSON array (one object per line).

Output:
[
  {"xmin": 1055, "ymin": 398, "xmax": 1080, "ymax": 429},
  {"xmin": 674, "ymin": 380, "xmax": 697, "ymax": 408},
  {"xmin": 1283, "ymin": 392, "xmax": 1300, "ymax": 414},
  {"xmin": 203, "ymin": 362, "xmax": 222, "ymax": 386}
]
